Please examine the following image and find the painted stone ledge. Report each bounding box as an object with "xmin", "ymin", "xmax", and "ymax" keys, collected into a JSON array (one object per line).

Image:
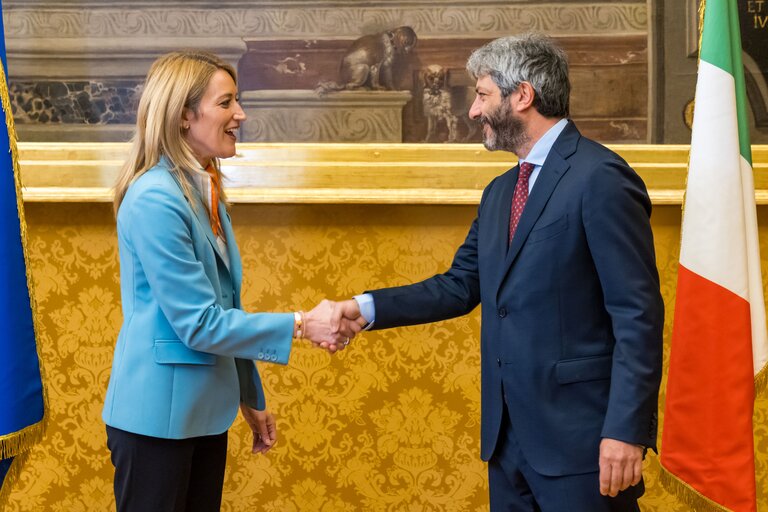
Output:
[{"xmin": 240, "ymin": 90, "xmax": 413, "ymax": 143}]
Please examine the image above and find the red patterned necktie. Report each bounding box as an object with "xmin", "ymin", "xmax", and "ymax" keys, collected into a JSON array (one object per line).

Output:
[{"xmin": 509, "ymin": 161, "xmax": 535, "ymax": 244}]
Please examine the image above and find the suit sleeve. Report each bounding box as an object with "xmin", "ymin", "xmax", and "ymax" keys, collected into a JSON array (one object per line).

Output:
[
  {"xmin": 124, "ymin": 185, "xmax": 294, "ymax": 363},
  {"xmin": 236, "ymin": 358, "xmax": 267, "ymax": 410},
  {"xmin": 368, "ymin": 181, "xmax": 494, "ymax": 329},
  {"xmin": 582, "ymin": 159, "xmax": 664, "ymax": 450}
]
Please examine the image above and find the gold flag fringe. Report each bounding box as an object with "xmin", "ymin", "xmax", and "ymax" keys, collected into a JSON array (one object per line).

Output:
[
  {"xmin": 0, "ymin": 54, "xmax": 48, "ymax": 504},
  {"xmin": 0, "ymin": 452, "xmax": 30, "ymax": 511},
  {"xmin": 678, "ymin": 0, "xmax": 705, "ymax": 219},
  {"xmin": 658, "ymin": 465, "xmax": 732, "ymax": 512},
  {"xmin": 0, "ymin": 421, "xmax": 43, "ymax": 460},
  {"xmin": 755, "ymin": 363, "xmax": 768, "ymax": 393},
  {"xmin": 697, "ymin": 0, "xmax": 706, "ymax": 55},
  {"xmin": 0, "ymin": 424, "xmax": 42, "ymax": 510}
]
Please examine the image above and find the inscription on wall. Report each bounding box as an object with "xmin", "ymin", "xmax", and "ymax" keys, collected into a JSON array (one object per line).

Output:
[
  {"xmin": 741, "ymin": 1, "xmax": 768, "ymax": 128},
  {"xmin": 749, "ymin": 0, "xmax": 768, "ymax": 28}
]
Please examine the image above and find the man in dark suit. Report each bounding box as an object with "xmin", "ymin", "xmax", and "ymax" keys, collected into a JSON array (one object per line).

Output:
[{"xmin": 330, "ymin": 33, "xmax": 664, "ymax": 511}]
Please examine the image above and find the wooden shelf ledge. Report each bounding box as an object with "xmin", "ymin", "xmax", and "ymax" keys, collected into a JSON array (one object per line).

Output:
[{"xmin": 17, "ymin": 143, "xmax": 768, "ymax": 205}]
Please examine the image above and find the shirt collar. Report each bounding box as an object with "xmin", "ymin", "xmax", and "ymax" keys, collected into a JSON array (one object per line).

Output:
[{"xmin": 521, "ymin": 118, "xmax": 568, "ymax": 168}]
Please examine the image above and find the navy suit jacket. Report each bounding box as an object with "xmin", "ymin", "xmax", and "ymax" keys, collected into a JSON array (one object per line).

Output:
[{"xmin": 369, "ymin": 122, "xmax": 664, "ymax": 476}]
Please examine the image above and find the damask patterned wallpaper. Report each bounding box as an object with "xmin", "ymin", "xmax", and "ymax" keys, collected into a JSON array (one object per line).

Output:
[{"xmin": 5, "ymin": 203, "xmax": 768, "ymax": 511}]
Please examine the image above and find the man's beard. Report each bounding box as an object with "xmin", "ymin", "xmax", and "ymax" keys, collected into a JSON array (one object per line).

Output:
[{"xmin": 479, "ymin": 100, "xmax": 529, "ymax": 154}]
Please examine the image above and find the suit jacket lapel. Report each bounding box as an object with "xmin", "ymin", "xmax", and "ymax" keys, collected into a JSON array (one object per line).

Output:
[
  {"xmin": 219, "ymin": 205, "xmax": 242, "ymax": 299},
  {"xmin": 189, "ymin": 191, "xmax": 228, "ymax": 264},
  {"xmin": 490, "ymin": 166, "xmax": 519, "ymax": 289},
  {"xmin": 164, "ymin": 160, "xmax": 236, "ymax": 294},
  {"xmin": 504, "ymin": 155, "xmax": 569, "ymax": 266},
  {"xmin": 495, "ymin": 121, "xmax": 580, "ymax": 298},
  {"xmin": 489, "ymin": 165, "xmax": 520, "ymax": 255}
]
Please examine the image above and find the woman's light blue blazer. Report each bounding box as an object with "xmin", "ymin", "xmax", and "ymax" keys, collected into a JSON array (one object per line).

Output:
[{"xmin": 103, "ymin": 158, "xmax": 294, "ymax": 439}]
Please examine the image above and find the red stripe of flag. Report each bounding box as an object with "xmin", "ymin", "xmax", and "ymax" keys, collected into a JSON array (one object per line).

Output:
[{"xmin": 662, "ymin": 264, "xmax": 756, "ymax": 511}]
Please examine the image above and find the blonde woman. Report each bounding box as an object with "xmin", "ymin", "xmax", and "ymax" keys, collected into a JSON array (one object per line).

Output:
[{"xmin": 103, "ymin": 50, "xmax": 358, "ymax": 511}]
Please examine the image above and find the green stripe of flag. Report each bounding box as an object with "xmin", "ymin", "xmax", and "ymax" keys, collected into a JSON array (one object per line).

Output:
[{"xmin": 700, "ymin": 0, "xmax": 752, "ymax": 165}]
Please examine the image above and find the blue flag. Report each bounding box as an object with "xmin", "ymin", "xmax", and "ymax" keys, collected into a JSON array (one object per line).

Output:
[{"xmin": 0, "ymin": 0, "xmax": 46, "ymax": 506}]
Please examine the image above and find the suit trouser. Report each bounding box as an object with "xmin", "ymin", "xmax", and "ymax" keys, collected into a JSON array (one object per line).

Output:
[
  {"xmin": 106, "ymin": 425, "xmax": 227, "ymax": 512},
  {"xmin": 488, "ymin": 404, "xmax": 642, "ymax": 512}
]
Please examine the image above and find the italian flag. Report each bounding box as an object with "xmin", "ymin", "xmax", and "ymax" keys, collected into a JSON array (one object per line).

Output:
[{"xmin": 659, "ymin": 0, "xmax": 768, "ymax": 511}]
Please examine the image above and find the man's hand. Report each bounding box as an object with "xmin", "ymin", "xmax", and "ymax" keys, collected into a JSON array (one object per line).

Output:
[
  {"xmin": 304, "ymin": 299, "xmax": 364, "ymax": 352},
  {"xmin": 240, "ymin": 403, "xmax": 276, "ymax": 454},
  {"xmin": 598, "ymin": 438, "xmax": 643, "ymax": 497},
  {"xmin": 325, "ymin": 299, "xmax": 368, "ymax": 353}
]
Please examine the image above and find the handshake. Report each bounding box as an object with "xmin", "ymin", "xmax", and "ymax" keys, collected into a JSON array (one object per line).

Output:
[{"xmin": 300, "ymin": 299, "xmax": 368, "ymax": 353}]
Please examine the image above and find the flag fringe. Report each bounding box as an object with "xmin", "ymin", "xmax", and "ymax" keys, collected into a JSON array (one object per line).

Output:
[
  {"xmin": 0, "ymin": 451, "xmax": 30, "ymax": 511},
  {"xmin": 658, "ymin": 465, "xmax": 732, "ymax": 512},
  {"xmin": 697, "ymin": 0, "xmax": 706, "ymax": 54},
  {"xmin": 0, "ymin": 48, "xmax": 49, "ymax": 433},
  {"xmin": 755, "ymin": 363, "xmax": 768, "ymax": 393},
  {"xmin": 0, "ymin": 421, "xmax": 43, "ymax": 460},
  {"xmin": 678, "ymin": 0, "xmax": 707, "ymax": 226}
]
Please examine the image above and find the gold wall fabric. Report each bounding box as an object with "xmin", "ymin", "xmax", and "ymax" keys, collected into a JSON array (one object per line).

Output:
[{"xmin": 5, "ymin": 202, "xmax": 768, "ymax": 511}]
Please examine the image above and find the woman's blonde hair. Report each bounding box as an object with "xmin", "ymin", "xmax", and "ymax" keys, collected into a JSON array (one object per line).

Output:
[{"xmin": 113, "ymin": 50, "xmax": 235, "ymax": 215}]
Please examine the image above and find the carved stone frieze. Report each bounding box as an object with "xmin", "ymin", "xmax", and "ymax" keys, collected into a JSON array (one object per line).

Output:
[
  {"xmin": 4, "ymin": 4, "xmax": 646, "ymax": 40},
  {"xmin": 240, "ymin": 90, "xmax": 412, "ymax": 142}
]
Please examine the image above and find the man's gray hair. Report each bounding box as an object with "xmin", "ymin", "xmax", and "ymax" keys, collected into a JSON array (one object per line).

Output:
[{"xmin": 466, "ymin": 33, "xmax": 570, "ymax": 118}]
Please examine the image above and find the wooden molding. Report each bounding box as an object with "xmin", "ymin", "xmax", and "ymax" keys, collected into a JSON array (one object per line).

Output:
[{"xmin": 17, "ymin": 142, "xmax": 768, "ymax": 205}]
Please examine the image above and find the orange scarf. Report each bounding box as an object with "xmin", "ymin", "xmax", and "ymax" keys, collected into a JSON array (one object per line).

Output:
[{"xmin": 205, "ymin": 163, "xmax": 223, "ymax": 237}]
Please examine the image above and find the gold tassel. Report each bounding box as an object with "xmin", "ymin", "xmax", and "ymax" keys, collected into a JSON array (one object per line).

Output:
[{"xmin": 658, "ymin": 465, "xmax": 732, "ymax": 512}]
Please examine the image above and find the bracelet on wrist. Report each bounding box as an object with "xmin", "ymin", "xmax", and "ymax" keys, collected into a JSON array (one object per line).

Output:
[{"xmin": 294, "ymin": 311, "xmax": 305, "ymax": 339}]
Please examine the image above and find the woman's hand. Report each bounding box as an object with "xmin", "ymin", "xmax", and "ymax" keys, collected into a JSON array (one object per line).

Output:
[
  {"xmin": 304, "ymin": 299, "xmax": 363, "ymax": 351},
  {"xmin": 239, "ymin": 403, "xmax": 276, "ymax": 454}
]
